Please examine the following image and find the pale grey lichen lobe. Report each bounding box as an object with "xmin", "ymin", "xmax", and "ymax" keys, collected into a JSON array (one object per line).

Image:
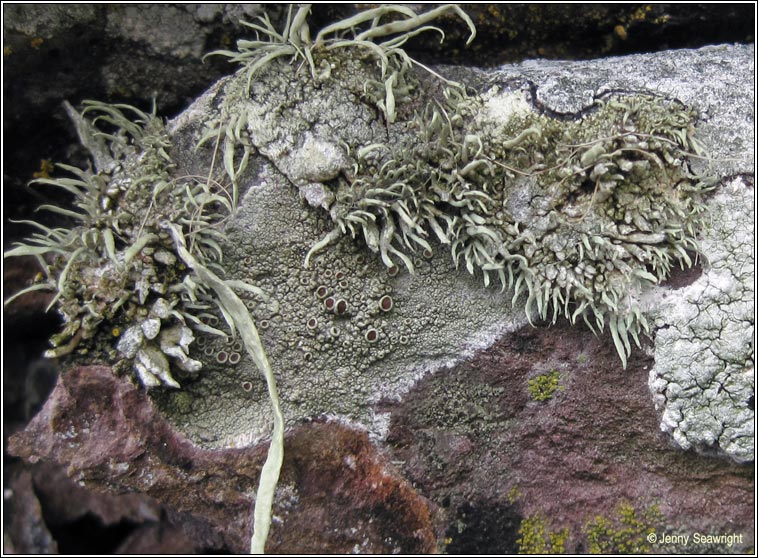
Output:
[{"xmin": 647, "ymin": 176, "xmax": 754, "ymax": 463}]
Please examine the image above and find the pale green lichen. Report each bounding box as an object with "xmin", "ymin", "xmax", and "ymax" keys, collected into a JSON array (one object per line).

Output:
[
  {"xmin": 316, "ymin": 85, "xmax": 712, "ymax": 368},
  {"xmin": 3, "ymin": 101, "xmax": 259, "ymax": 388},
  {"xmin": 3, "ymin": 4, "xmax": 733, "ymax": 552},
  {"xmin": 199, "ymin": 5, "xmax": 712, "ymax": 371},
  {"xmin": 3, "ymin": 99, "xmax": 284, "ymax": 552},
  {"xmin": 155, "ymin": 4, "xmax": 718, "ymax": 453}
]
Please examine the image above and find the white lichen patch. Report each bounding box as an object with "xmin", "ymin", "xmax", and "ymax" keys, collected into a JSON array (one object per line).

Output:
[
  {"xmin": 477, "ymin": 86, "xmax": 534, "ymax": 135},
  {"xmin": 647, "ymin": 176, "xmax": 754, "ymax": 463}
]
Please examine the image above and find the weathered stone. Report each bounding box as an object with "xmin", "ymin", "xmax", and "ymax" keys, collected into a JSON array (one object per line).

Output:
[
  {"xmin": 8, "ymin": 366, "xmax": 435, "ymax": 553},
  {"xmin": 382, "ymin": 321, "xmax": 754, "ymax": 553},
  {"xmin": 4, "ymin": 20, "xmax": 754, "ymax": 555}
]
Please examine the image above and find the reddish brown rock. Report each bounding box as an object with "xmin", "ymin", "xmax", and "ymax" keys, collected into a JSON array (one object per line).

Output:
[
  {"xmin": 30, "ymin": 461, "xmax": 161, "ymax": 526},
  {"xmin": 8, "ymin": 365, "xmax": 435, "ymax": 553},
  {"xmin": 114, "ymin": 523, "xmax": 200, "ymax": 554},
  {"xmin": 382, "ymin": 320, "xmax": 754, "ymax": 553},
  {"xmin": 5, "ymin": 470, "xmax": 58, "ymax": 554}
]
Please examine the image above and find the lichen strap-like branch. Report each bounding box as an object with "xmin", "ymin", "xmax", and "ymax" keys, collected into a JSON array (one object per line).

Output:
[{"xmin": 162, "ymin": 221, "xmax": 284, "ymax": 554}]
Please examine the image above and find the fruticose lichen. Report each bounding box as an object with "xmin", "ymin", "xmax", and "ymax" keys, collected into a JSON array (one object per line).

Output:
[
  {"xmin": 4, "ymin": 101, "xmax": 248, "ymax": 388},
  {"xmin": 193, "ymin": 4, "xmax": 713, "ymax": 373},
  {"xmin": 7, "ymin": 3, "xmax": 718, "ymax": 447},
  {"xmin": 5, "ymin": 6, "xmax": 752, "ymax": 551},
  {"xmin": 3, "ymin": 99, "xmax": 285, "ymax": 551}
]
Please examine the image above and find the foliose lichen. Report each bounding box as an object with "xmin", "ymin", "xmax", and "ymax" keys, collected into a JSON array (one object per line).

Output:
[
  {"xmin": 142, "ymin": 3, "xmax": 720, "ymax": 448},
  {"xmin": 6, "ymin": 3, "xmax": 725, "ymax": 454},
  {"xmin": 193, "ymin": 5, "xmax": 713, "ymax": 373}
]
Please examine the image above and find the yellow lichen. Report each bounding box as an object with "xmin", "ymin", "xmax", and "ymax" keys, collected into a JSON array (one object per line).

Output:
[
  {"xmin": 32, "ymin": 159, "xmax": 54, "ymax": 180},
  {"xmin": 584, "ymin": 502, "xmax": 662, "ymax": 554},
  {"xmin": 528, "ymin": 370, "xmax": 562, "ymax": 402},
  {"xmin": 517, "ymin": 514, "xmax": 569, "ymax": 554}
]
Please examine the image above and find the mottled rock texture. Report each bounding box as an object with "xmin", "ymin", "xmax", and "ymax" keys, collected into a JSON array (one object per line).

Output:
[
  {"xmin": 8, "ymin": 366, "xmax": 435, "ymax": 554},
  {"xmin": 383, "ymin": 320, "xmax": 753, "ymax": 553}
]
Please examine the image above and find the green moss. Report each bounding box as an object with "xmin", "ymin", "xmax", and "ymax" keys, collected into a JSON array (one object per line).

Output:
[
  {"xmin": 583, "ymin": 502, "xmax": 663, "ymax": 554},
  {"xmin": 517, "ymin": 513, "xmax": 569, "ymax": 554},
  {"xmin": 528, "ymin": 370, "xmax": 562, "ymax": 402}
]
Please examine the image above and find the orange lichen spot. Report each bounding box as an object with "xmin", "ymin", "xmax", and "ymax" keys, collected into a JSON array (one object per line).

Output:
[
  {"xmin": 3, "ymin": 45, "xmax": 12, "ymax": 57},
  {"xmin": 631, "ymin": 6, "xmax": 650, "ymax": 22},
  {"xmin": 32, "ymin": 159, "xmax": 55, "ymax": 179},
  {"xmin": 30, "ymin": 37, "xmax": 44, "ymax": 49},
  {"xmin": 614, "ymin": 25, "xmax": 628, "ymax": 41}
]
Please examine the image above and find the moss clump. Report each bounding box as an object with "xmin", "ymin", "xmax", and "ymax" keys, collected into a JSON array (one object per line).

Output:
[
  {"xmin": 583, "ymin": 502, "xmax": 663, "ymax": 554},
  {"xmin": 516, "ymin": 513, "xmax": 569, "ymax": 554},
  {"xmin": 527, "ymin": 370, "xmax": 562, "ymax": 402}
]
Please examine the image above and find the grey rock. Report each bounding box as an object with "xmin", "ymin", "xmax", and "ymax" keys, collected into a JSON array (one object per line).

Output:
[{"xmin": 490, "ymin": 45, "xmax": 754, "ymax": 177}]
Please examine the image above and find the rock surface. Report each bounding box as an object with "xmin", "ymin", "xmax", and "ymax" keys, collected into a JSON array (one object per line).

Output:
[
  {"xmin": 6, "ymin": 37, "xmax": 754, "ymax": 555},
  {"xmin": 8, "ymin": 366, "xmax": 435, "ymax": 554},
  {"xmin": 383, "ymin": 319, "xmax": 754, "ymax": 553}
]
